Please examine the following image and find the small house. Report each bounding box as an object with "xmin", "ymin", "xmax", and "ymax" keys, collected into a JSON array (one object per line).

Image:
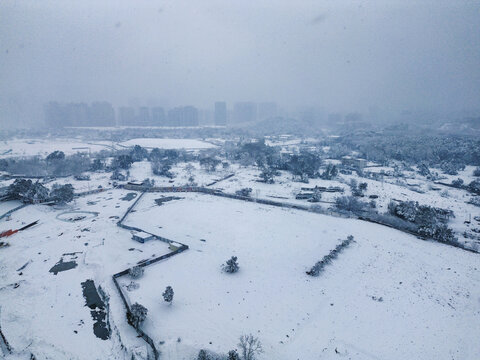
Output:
[
  {"xmin": 341, "ymin": 156, "xmax": 367, "ymax": 169},
  {"xmin": 132, "ymin": 231, "xmax": 155, "ymax": 243},
  {"xmin": 295, "ymin": 192, "xmax": 314, "ymax": 200}
]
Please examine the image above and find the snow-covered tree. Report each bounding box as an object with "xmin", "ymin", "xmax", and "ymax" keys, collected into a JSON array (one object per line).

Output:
[
  {"xmin": 26, "ymin": 181, "xmax": 49, "ymax": 202},
  {"xmin": 49, "ymin": 184, "xmax": 74, "ymax": 203},
  {"xmin": 235, "ymin": 188, "xmax": 252, "ymax": 197},
  {"xmin": 46, "ymin": 150, "xmax": 65, "ymax": 162},
  {"xmin": 197, "ymin": 349, "xmax": 210, "ymax": 360},
  {"xmin": 129, "ymin": 266, "xmax": 144, "ymax": 279},
  {"xmin": 259, "ymin": 166, "xmax": 278, "ymax": 184},
  {"xmin": 112, "ymin": 154, "xmax": 133, "ymax": 170},
  {"xmin": 451, "ymin": 178, "xmax": 464, "ymax": 188},
  {"xmin": 222, "ymin": 256, "xmax": 239, "ymax": 273},
  {"xmin": 335, "ymin": 196, "xmax": 367, "ymax": 213},
  {"xmin": 162, "ymin": 286, "xmax": 174, "ymax": 304},
  {"xmin": 227, "ymin": 350, "xmax": 241, "ymax": 360},
  {"xmin": 310, "ymin": 189, "xmax": 322, "ymax": 203},
  {"xmin": 90, "ymin": 158, "xmax": 104, "ymax": 171},
  {"xmin": 321, "ymin": 163, "xmax": 338, "ymax": 180},
  {"xmin": 127, "ymin": 303, "xmax": 148, "ymax": 329},
  {"xmin": 130, "ymin": 145, "xmax": 148, "ymax": 162},
  {"xmin": 200, "ymin": 157, "xmax": 221, "ymax": 172},
  {"xmin": 468, "ymin": 179, "xmax": 480, "ymax": 195}
]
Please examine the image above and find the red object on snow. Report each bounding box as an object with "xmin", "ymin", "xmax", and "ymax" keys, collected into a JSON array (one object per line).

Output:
[
  {"xmin": 0, "ymin": 220, "xmax": 39, "ymax": 238},
  {"xmin": 0, "ymin": 229, "xmax": 18, "ymax": 238}
]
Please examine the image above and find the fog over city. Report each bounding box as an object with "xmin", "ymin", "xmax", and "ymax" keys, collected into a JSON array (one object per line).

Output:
[{"xmin": 1, "ymin": 0, "xmax": 480, "ymax": 127}]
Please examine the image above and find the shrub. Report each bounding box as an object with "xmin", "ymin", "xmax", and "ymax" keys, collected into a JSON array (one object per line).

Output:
[
  {"xmin": 127, "ymin": 303, "xmax": 148, "ymax": 329},
  {"xmin": 468, "ymin": 179, "xmax": 480, "ymax": 195},
  {"xmin": 128, "ymin": 266, "xmax": 144, "ymax": 279},
  {"xmin": 197, "ymin": 350, "xmax": 210, "ymax": 360},
  {"xmin": 46, "ymin": 150, "xmax": 65, "ymax": 162},
  {"xmin": 7, "ymin": 179, "xmax": 49, "ymax": 203},
  {"xmin": 440, "ymin": 161, "xmax": 465, "ymax": 175},
  {"xmin": 227, "ymin": 350, "xmax": 241, "ymax": 360},
  {"xmin": 419, "ymin": 224, "xmax": 457, "ymax": 245},
  {"xmin": 49, "ymin": 184, "xmax": 74, "ymax": 203},
  {"xmin": 335, "ymin": 196, "xmax": 367, "ymax": 213},
  {"xmin": 259, "ymin": 166, "xmax": 278, "ymax": 184},
  {"xmin": 235, "ymin": 188, "xmax": 252, "ymax": 197},
  {"xmin": 451, "ymin": 178, "xmax": 464, "ymax": 188},
  {"xmin": 112, "ymin": 154, "xmax": 133, "ymax": 170},
  {"xmin": 199, "ymin": 157, "xmax": 221, "ymax": 172},
  {"xmin": 307, "ymin": 236, "xmax": 354, "ymax": 276},
  {"xmin": 151, "ymin": 161, "xmax": 174, "ymax": 178},
  {"xmin": 130, "ymin": 145, "xmax": 148, "ymax": 162},
  {"xmin": 90, "ymin": 158, "xmax": 104, "ymax": 171},
  {"xmin": 222, "ymin": 256, "xmax": 239, "ymax": 273},
  {"xmin": 320, "ymin": 164, "xmax": 338, "ymax": 180},
  {"xmin": 162, "ymin": 286, "xmax": 174, "ymax": 304}
]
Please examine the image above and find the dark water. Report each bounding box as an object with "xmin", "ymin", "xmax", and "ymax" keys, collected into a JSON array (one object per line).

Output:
[
  {"xmin": 49, "ymin": 259, "xmax": 77, "ymax": 275},
  {"xmin": 155, "ymin": 195, "xmax": 182, "ymax": 206},
  {"xmin": 81, "ymin": 279, "xmax": 110, "ymax": 340},
  {"xmin": 121, "ymin": 192, "xmax": 137, "ymax": 201}
]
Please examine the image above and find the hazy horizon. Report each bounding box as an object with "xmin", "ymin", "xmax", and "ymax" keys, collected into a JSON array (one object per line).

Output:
[{"xmin": 1, "ymin": 0, "xmax": 479, "ymax": 127}]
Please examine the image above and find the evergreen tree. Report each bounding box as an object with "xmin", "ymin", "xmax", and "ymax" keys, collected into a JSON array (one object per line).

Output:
[
  {"xmin": 197, "ymin": 349, "xmax": 210, "ymax": 360},
  {"xmin": 227, "ymin": 350, "xmax": 240, "ymax": 360},
  {"xmin": 127, "ymin": 303, "xmax": 148, "ymax": 329},
  {"xmin": 129, "ymin": 266, "xmax": 144, "ymax": 279},
  {"xmin": 223, "ymin": 256, "xmax": 239, "ymax": 273},
  {"xmin": 49, "ymin": 184, "xmax": 74, "ymax": 203},
  {"xmin": 162, "ymin": 286, "xmax": 174, "ymax": 304}
]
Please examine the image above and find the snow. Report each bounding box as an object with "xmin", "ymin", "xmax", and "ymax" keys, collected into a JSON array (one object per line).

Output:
[
  {"xmin": 0, "ymin": 189, "xmax": 170, "ymax": 359},
  {"xmin": 1, "ymin": 137, "xmax": 479, "ymax": 360},
  {"xmin": 0, "ymin": 139, "xmax": 113, "ymax": 159},
  {"xmin": 0, "ymin": 137, "xmax": 216, "ymax": 160},
  {"xmin": 118, "ymin": 138, "xmax": 217, "ymax": 150},
  {"xmin": 121, "ymin": 192, "xmax": 480, "ymax": 360}
]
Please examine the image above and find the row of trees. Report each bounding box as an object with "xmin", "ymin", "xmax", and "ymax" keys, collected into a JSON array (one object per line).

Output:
[
  {"xmin": 388, "ymin": 201, "xmax": 457, "ymax": 244},
  {"xmin": 196, "ymin": 335, "xmax": 263, "ymax": 360},
  {"xmin": 7, "ymin": 179, "xmax": 74, "ymax": 203}
]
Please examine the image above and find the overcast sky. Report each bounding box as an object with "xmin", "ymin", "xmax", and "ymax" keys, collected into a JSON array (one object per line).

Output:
[{"xmin": 1, "ymin": 0, "xmax": 479, "ymax": 126}]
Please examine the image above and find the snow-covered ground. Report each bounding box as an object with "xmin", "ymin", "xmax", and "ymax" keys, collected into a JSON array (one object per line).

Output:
[
  {"xmin": 1, "ymin": 136, "xmax": 479, "ymax": 360},
  {"xmin": 0, "ymin": 139, "xmax": 113, "ymax": 158},
  {"xmin": 0, "ymin": 189, "xmax": 171, "ymax": 359},
  {"xmin": 0, "ymin": 137, "xmax": 216, "ymax": 159},
  {"xmin": 118, "ymin": 138, "xmax": 217, "ymax": 150},
  {"xmin": 121, "ymin": 192, "xmax": 480, "ymax": 360}
]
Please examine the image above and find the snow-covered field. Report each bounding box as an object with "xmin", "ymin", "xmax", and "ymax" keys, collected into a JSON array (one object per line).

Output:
[
  {"xmin": 122, "ymin": 192, "xmax": 480, "ymax": 360},
  {"xmin": 118, "ymin": 138, "xmax": 216, "ymax": 150},
  {"xmin": 1, "ymin": 136, "xmax": 480, "ymax": 360},
  {"xmin": 0, "ymin": 139, "xmax": 113, "ymax": 158},
  {"xmin": 0, "ymin": 137, "xmax": 216, "ymax": 159}
]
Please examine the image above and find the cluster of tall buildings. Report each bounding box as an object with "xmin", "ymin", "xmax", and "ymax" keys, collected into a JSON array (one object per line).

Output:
[
  {"xmin": 44, "ymin": 101, "xmax": 115, "ymax": 128},
  {"xmin": 231, "ymin": 102, "xmax": 278, "ymax": 124},
  {"xmin": 44, "ymin": 101, "xmax": 279, "ymax": 128},
  {"xmin": 118, "ymin": 105, "xmax": 199, "ymax": 127}
]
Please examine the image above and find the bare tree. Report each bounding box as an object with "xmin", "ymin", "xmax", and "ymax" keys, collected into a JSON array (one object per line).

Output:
[{"xmin": 238, "ymin": 334, "xmax": 263, "ymax": 360}]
